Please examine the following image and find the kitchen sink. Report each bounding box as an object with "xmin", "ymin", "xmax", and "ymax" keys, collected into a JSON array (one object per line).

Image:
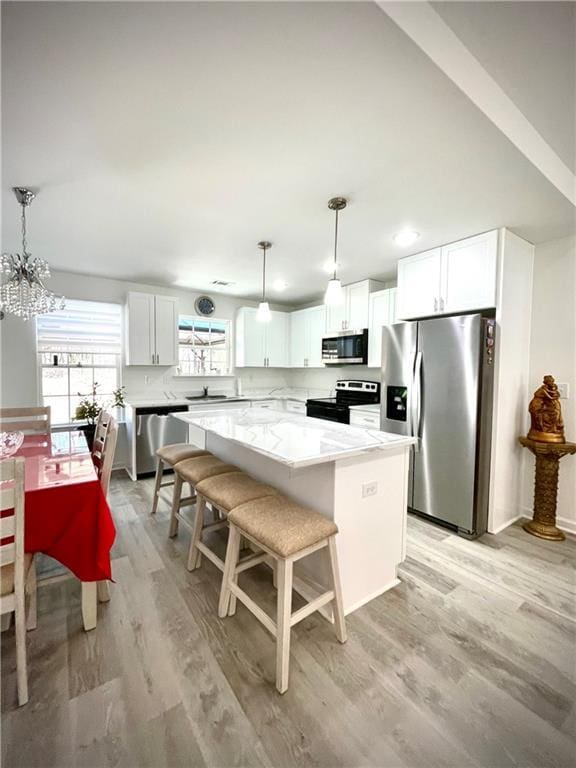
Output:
[{"xmin": 186, "ymin": 395, "xmax": 231, "ymax": 401}]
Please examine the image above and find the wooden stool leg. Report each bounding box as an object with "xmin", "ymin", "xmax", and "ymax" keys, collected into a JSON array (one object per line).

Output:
[
  {"xmin": 168, "ymin": 473, "xmax": 183, "ymax": 538},
  {"xmin": 327, "ymin": 538, "xmax": 346, "ymax": 644},
  {"xmin": 26, "ymin": 559, "xmax": 37, "ymax": 631},
  {"xmin": 151, "ymin": 458, "xmax": 164, "ymax": 514},
  {"xmin": 276, "ymin": 558, "xmax": 293, "ymax": 694},
  {"xmin": 15, "ymin": 589, "xmax": 29, "ymax": 706},
  {"xmin": 218, "ymin": 524, "xmax": 241, "ymax": 618},
  {"xmin": 187, "ymin": 495, "xmax": 206, "ymax": 571}
]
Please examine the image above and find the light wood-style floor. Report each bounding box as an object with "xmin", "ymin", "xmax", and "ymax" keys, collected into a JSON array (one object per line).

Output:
[{"xmin": 2, "ymin": 472, "xmax": 575, "ymax": 768}]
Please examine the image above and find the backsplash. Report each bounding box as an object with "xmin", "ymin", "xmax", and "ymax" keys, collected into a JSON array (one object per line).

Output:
[
  {"xmin": 123, "ymin": 365, "xmax": 291, "ymax": 400},
  {"xmin": 286, "ymin": 365, "xmax": 381, "ymax": 393}
]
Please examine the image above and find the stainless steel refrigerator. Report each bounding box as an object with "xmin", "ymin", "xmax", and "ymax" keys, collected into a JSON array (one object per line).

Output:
[{"xmin": 380, "ymin": 313, "xmax": 495, "ymax": 538}]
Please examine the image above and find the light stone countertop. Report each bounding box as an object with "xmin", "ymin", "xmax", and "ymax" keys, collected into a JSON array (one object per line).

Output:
[
  {"xmin": 174, "ymin": 408, "xmax": 415, "ymax": 468},
  {"xmin": 125, "ymin": 388, "xmax": 330, "ymax": 410}
]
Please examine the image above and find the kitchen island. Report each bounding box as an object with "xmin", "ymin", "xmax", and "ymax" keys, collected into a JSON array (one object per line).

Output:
[{"xmin": 174, "ymin": 408, "xmax": 415, "ymax": 615}]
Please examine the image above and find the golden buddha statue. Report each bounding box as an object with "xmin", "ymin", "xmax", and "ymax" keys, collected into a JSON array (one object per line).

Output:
[{"xmin": 527, "ymin": 375, "xmax": 565, "ymax": 443}]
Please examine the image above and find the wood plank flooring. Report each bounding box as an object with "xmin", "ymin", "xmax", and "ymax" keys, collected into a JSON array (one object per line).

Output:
[{"xmin": 2, "ymin": 472, "xmax": 575, "ymax": 768}]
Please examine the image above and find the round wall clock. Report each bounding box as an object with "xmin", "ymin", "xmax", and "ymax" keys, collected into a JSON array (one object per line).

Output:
[{"xmin": 195, "ymin": 295, "xmax": 216, "ymax": 316}]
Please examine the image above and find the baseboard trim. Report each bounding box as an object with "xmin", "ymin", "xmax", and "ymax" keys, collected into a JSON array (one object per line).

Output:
[{"xmin": 488, "ymin": 514, "xmax": 524, "ymax": 535}]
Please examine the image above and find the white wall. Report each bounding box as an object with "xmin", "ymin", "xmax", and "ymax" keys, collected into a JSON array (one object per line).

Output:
[
  {"xmin": 522, "ymin": 235, "xmax": 576, "ymax": 533},
  {"xmin": 0, "ymin": 269, "xmax": 293, "ymax": 408}
]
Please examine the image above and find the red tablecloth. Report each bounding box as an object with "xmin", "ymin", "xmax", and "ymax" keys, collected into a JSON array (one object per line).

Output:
[{"xmin": 6, "ymin": 431, "xmax": 116, "ymax": 582}]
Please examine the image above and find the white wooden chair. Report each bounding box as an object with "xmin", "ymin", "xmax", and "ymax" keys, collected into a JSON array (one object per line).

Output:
[
  {"xmin": 91, "ymin": 409, "xmax": 113, "ymax": 475},
  {"xmin": 0, "ymin": 457, "xmax": 37, "ymax": 706},
  {"xmin": 97, "ymin": 415, "xmax": 118, "ymax": 499},
  {"xmin": 0, "ymin": 406, "xmax": 51, "ymax": 435}
]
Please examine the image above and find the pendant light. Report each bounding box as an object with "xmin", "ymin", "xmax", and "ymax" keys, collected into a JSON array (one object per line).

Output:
[
  {"xmin": 1, "ymin": 188, "xmax": 65, "ymax": 320},
  {"xmin": 256, "ymin": 240, "xmax": 272, "ymax": 322},
  {"xmin": 324, "ymin": 197, "xmax": 347, "ymax": 306}
]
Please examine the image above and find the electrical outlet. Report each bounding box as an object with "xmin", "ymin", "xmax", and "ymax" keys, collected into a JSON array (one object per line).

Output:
[
  {"xmin": 362, "ymin": 481, "xmax": 378, "ymax": 498},
  {"xmin": 557, "ymin": 382, "xmax": 570, "ymax": 399}
]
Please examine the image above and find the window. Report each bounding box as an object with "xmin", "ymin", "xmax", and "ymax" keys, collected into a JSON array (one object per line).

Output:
[
  {"xmin": 36, "ymin": 299, "xmax": 122, "ymax": 425},
  {"xmin": 178, "ymin": 316, "xmax": 231, "ymax": 376}
]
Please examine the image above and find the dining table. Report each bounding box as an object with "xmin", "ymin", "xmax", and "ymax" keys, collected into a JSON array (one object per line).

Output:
[{"xmin": 6, "ymin": 428, "xmax": 116, "ymax": 631}]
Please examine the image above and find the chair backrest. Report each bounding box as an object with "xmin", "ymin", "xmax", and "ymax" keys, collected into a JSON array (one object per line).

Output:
[
  {"xmin": 91, "ymin": 409, "xmax": 113, "ymax": 469},
  {"xmin": 0, "ymin": 407, "xmax": 51, "ymax": 435},
  {"xmin": 0, "ymin": 458, "xmax": 26, "ymax": 604},
  {"xmin": 98, "ymin": 416, "xmax": 118, "ymax": 498}
]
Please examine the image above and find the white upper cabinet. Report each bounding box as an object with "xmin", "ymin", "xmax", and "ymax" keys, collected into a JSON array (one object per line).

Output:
[
  {"xmin": 325, "ymin": 279, "xmax": 385, "ymax": 333},
  {"xmin": 290, "ymin": 305, "xmax": 326, "ymax": 368},
  {"xmin": 154, "ymin": 295, "xmax": 179, "ymax": 365},
  {"xmin": 367, "ymin": 288, "xmax": 397, "ymax": 368},
  {"xmin": 236, "ymin": 307, "xmax": 290, "ymax": 367},
  {"xmin": 396, "ymin": 248, "xmax": 441, "ymax": 320},
  {"xmin": 396, "ymin": 231, "xmax": 498, "ymax": 320},
  {"xmin": 441, "ymin": 230, "xmax": 498, "ymax": 314},
  {"xmin": 126, "ymin": 292, "xmax": 179, "ymax": 366}
]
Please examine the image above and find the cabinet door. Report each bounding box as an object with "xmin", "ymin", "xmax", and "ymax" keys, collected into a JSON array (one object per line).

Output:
[
  {"xmin": 306, "ymin": 305, "xmax": 326, "ymax": 367},
  {"xmin": 325, "ymin": 296, "xmax": 347, "ymax": 333},
  {"xmin": 265, "ymin": 312, "xmax": 290, "ymax": 367},
  {"xmin": 290, "ymin": 310, "xmax": 307, "ymax": 367},
  {"xmin": 126, "ymin": 292, "xmax": 155, "ymax": 365},
  {"xmin": 154, "ymin": 295, "xmax": 179, "ymax": 366},
  {"xmin": 236, "ymin": 307, "xmax": 266, "ymax": 367},
  {"xmin": 396, "ymin": 248, "xmax": 442, "ymax": 320},
  {"xmin": 347, "ymin": 281, "xmax": 370, "ymax": 329},
  {"xmin": 368, "ymin": 290, "xmax": 391, "ymax": 368},
  {"xmin": 441, "ymin": 231, "xmax": 498, "ymax": 314},
  {"xmin": 388, "ymin": 287, "xmax": 397, "ymax": 324}
]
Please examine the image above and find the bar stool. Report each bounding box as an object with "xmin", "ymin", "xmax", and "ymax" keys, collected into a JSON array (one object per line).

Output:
[
  {"xmin": 151, "ymin": 444, "xmax": 210, "ymax": 515},
  {"xmin": 218, "ymin": 495, "xmax": 346, "ymax": 694},
  {"xmin": 189, "ymin": 472, "xmax": 281, "ymax": 575},
  {"xmin": 168, "ymin": 455, "xmax": 238, "ymax": 538}
]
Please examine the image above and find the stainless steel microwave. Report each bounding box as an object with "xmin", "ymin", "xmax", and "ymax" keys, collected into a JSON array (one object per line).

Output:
[{"xmin": 321, "ymin": 329, "xmax": 368, "ymax": 365}]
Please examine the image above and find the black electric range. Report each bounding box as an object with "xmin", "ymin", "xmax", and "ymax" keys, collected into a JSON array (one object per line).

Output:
[{"xmin": 306, "ymin": 380, "xmax": 380, "ymax": 424}]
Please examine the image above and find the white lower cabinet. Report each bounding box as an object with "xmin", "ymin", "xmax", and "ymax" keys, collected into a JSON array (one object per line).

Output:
[
  {"xmin": 349, "ymin": 410, "xmax": 380, "ymax": 429},
  {"xmin": 396, "ymin": 230, "xmax": 498, "ymax": 320},
  {"xmin": 285, "ymin": 400, "xmax": 306, "ymax": 415}
]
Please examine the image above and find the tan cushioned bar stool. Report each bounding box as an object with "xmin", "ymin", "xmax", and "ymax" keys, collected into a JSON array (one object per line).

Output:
[
  {"xmin": 219, "ymin": 494, "xmax": 346, "ymax": 694},
  {"xmin": 151, "ymin": 445, "xmax": 210, "ymax": 515},
  {"xmin": 186, "ymin": 473, "xmax": 281, "ymax": 578},
  {"xmin": 168, "ymin": 455, "xmax": 238, "ymax": 538}
]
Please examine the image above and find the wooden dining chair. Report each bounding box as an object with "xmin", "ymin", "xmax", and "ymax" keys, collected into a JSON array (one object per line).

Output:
[
  {"xmin": 0, "ymin": 457, "xmax": 37, "ymax": 706},
  {"xmin": 96, "ymin": 415, "xmax": 118, "ymax": 499},
  {"xmin": 91, "ymin": 409, "xmax": 113, "ymax": 475},
  {"xmin": 0, "ymin": 407, "xmax": 51, "ymax": 435}
]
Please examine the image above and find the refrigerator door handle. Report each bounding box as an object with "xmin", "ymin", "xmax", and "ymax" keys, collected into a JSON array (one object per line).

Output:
[
  {"xmin": 137, "ymin": 415, "xmax": 143, "ymax": 436},
  {"xmin": 411, "ymin": 351, "xmax": 423, "ymax": 452}
]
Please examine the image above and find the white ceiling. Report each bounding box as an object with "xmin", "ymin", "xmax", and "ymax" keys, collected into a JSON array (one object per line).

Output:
[{"xmin": 2, "ymin": 1, "xmax": 575, "ymax": 304}]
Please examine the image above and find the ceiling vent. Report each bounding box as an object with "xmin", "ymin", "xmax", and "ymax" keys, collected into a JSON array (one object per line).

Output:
[{"xmin": 211, "ymin": 280, "xmax": 235, "ymax": 287}]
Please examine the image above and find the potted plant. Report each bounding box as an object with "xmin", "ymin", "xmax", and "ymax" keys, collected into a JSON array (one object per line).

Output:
[
  {"xmin": 74, "ymin": 382, "xmax": 102, "ymax": 450},
  {"xmin": 112, "ymin": 385, "xmax": 126, "ymax": 420}
]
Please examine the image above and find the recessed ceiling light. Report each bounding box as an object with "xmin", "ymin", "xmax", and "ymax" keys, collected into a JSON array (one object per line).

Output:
[
  {"xmin": 273, "ymin": 279, "xmax": 289, "ymax": 292},
  {"xmin": 323, "ymin": 259, "xmax": 340, "ymax": 274},
  {"xmin": 393, "ymin": 230, "xmax": 420, "ymax": 247}
]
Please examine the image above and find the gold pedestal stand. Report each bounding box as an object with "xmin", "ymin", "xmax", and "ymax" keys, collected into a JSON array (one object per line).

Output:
[{"xmin": 519, "ymin": 437, "xmax": 576, "ymax": 541}]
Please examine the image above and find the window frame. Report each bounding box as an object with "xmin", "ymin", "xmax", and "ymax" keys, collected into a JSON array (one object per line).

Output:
[
  {"xmin": 177, "ymin": 315, "xmax": 233, "ymax": 377},
  {"xmin": 36, "ymin": 299, "xmax": 123, "ymax": 425}
]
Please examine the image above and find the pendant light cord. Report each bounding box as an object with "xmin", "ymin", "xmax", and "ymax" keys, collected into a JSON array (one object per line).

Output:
[
  {"xmin": 262, "ymin": 245, "xmax": 267, "ymax": 301},
  {"xmin": 21, "ymin": 203, "xmax": 28, "ymax": 256},
  {"xmin": 333, "ymin": 208, "xmax": 339, "ymax": 280}
]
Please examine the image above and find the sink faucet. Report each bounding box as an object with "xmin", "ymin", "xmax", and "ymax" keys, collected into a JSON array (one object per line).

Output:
[{"xmin": 203, "ymin": 386, "xmax": 209, "ymax": 397}]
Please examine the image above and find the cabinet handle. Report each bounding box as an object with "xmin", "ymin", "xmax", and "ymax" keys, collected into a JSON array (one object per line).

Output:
[
  {"xmin": 434, "ymin": 298, "xmax": 438, "ymax": 312},
  {"xmin": 152, "ymin": 353, "xmax": 155, "ymax": 364},
  {"xmin": 440, "ymin": 298, "xmax": 445, "ymax": 311}
]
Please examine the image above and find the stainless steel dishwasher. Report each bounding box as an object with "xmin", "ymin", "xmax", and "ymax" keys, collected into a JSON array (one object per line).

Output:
[{"xmin": 135, "ymin": 404, "xmax": 189, "ymax": 477}]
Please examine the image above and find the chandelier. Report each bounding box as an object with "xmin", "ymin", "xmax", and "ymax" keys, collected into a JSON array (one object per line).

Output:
[{"xmin": 1, "ymin": 187, "xmax": 65, "ymax": 320}]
